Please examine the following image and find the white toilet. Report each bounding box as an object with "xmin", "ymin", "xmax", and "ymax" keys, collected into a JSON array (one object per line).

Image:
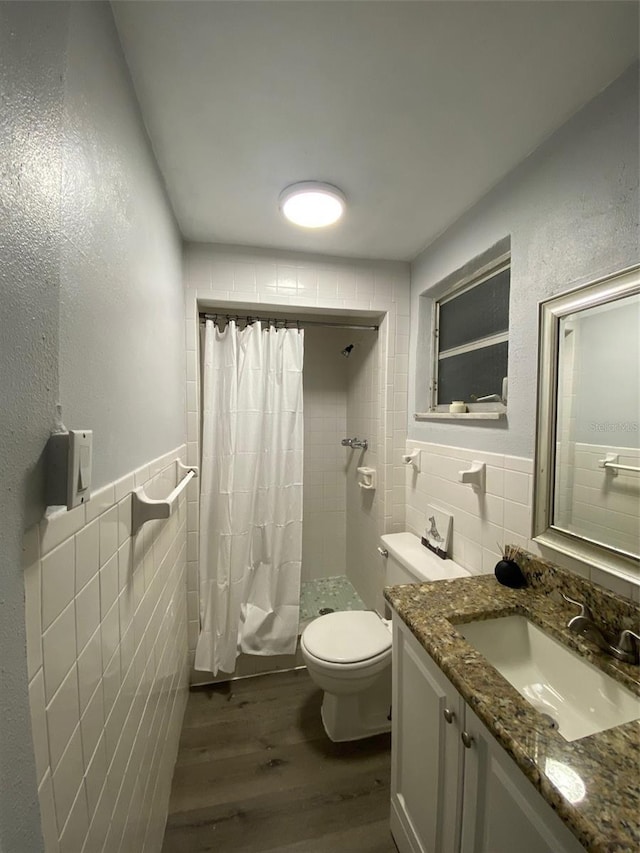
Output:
[{"xmin": 300, "ymin": 532, "xmax": 470, "ymax": 742}]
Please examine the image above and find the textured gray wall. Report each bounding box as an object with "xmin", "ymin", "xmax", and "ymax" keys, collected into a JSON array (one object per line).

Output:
[
  {"xmin": 574, "ymin": 301, "xmax": 640, "ymax": 448},
  {"xmin": 0, "ymin": 5, "xmax": 67, "ymax": 850},
  {"xmin": 409, "ymin": 63, "xmax": 640, "ymax": 458},
  {"xmin": 59, "ymin": 3, "xmax": 185, "ymax": 488},
  {"xmin": 0, "ymin": 3, "xmax": 184, "ymax": 849}
]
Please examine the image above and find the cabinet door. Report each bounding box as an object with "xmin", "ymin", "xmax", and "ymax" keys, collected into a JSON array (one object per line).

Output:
[
  {"xmin": 391, "ymin": 616, "xmax": 464, "ymax": 853},
  {"xmin": 460, "ymin": 707, "xmax": 586, "ymax": 853}
]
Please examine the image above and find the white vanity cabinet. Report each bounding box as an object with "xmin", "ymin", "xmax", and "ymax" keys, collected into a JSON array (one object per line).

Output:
[{"xmin": 391, "ymin": 615, "xmax": 586, "ymax": 853}]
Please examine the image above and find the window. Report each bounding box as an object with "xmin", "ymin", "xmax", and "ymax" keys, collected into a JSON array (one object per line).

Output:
[{"xmin": 432, "ymin": 259, "xmax": 510, "ymax": 411}]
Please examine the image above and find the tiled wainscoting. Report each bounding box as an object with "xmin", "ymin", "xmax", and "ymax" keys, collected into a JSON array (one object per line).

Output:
[
  {"xmin": 405, "ymin": 439, "xmax": 640, "ymax": 601},
  {"xmin": 23, "ymin": 447, "xmax": 189, "ymax": 853},
  {"xmin": 561, "ymin": 442, "xmax": 640, "ymax": 556},
  {"xmin": 405, "ymin": 440, "xmax": 534, "ymax": 576}
]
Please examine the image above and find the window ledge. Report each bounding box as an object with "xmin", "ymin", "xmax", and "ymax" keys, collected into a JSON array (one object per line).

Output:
[{"xmin": 414, "ymin": 411, "xmax": 506, "ymax": 421}]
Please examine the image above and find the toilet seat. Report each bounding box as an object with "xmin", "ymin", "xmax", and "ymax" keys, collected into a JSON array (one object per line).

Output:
[{"xmin": 302, "ymin": 611, "xmax": 391, "ymax": 665}]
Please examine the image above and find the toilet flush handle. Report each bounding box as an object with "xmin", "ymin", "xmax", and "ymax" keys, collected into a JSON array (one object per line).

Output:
[{"xmin": 377, "ymin": 547, "xmax": 388, "ymax": 558}]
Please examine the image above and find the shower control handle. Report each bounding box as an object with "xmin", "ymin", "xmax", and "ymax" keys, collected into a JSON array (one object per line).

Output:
[{"xmin": 341, "ymin": 437, "xmax": 369, "ymax": 451}]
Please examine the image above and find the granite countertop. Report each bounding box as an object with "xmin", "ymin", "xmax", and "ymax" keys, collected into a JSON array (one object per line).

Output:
[{"xmin": 384, "ymin": 570, "xmax": 640, "ymax": 853}]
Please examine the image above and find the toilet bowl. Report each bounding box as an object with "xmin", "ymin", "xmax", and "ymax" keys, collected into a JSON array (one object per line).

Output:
[
  {"xmin": 301, "ymin": 610, "xmax": 393, "ymax": 742},
  {"xmin": 301, "ymin": 532, "xmax": 470, "ymax": 742}
]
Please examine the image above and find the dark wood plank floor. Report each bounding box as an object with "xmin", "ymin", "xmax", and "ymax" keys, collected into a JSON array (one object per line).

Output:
[{"xmin": 162, "ymin": 669, "xmax": 398, "ymax": 852}]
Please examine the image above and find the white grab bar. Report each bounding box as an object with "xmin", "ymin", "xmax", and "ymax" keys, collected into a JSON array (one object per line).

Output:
[{"xmin": 131, "ymin": 460, "xmax": 198, "ymax": 534}]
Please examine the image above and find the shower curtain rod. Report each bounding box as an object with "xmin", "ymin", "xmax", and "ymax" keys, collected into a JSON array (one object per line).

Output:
[{"xmin": 199, "ymin": 312, "xmax": 378, "ymax": 332}]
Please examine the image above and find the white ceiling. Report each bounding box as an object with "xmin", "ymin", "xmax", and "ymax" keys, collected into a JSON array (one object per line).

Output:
[{"xmin": 112, "ymin": 1, "xmax": 639, "ymax": 262}]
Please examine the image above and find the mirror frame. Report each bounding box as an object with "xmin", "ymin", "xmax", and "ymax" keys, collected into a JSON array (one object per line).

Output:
[{"xmin": 533, "ymin": 264, "xmax": 640, "ymax": 585}]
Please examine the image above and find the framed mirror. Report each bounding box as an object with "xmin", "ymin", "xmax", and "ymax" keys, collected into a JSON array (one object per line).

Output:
[{"xmin": 533, "ymin": 264, "xmax": 640, "ymax": 584}]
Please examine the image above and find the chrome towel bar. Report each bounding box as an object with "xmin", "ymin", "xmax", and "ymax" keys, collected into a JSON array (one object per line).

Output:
[{"xmin": 598, "ymin": 453, "xmax": 640, "ymax": 475}]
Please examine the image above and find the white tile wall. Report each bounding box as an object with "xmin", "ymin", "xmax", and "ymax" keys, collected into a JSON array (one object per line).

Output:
[
  {"xmin": 405, "ymin": 439, "xmax": 639, "ymax": 600},
  {"xmin": 405, "ymin": 439, "xmax": 536, "ymax": 575},
  {"xmin": 345, "ymin": 328, "xmax": 385, "ymax": 610},
  {"xmin": 183, "ymin": 243, "xmax": 411, "ymax": 673},
  {"xmin": 560, "ymin": 442, "xmax": 640, "ymax": 556},
  {"xmin": 302, "ymin": 327, "xmax": 349, "ymax": 582},
  {"xmin": 23, "ymin": 447, "xmax": 189, "ymax": 853}
]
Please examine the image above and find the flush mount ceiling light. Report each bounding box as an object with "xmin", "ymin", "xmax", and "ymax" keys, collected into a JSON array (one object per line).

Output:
[{"xmin": 279, "ymin": 182, "xmax": 346, "ymax": 228}]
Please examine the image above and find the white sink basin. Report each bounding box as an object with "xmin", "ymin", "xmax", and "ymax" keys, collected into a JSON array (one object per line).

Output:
[{"xmin": 455, "ymin": 615, "xmax": 640, "ymax": 741}]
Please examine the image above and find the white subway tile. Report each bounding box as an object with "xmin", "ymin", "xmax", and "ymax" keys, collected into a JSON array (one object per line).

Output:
[
  {"xmin": 24, "ymin": 546, "xmax": 42, "ymax": 679},
  {"xmin": 80, "ymin": 684, "xmax": 105, "ymax": 770},
  {"xmin": 52, "ymin": 724, "xmax": 84, "ymax": 830},
  {"xmin": 76, "ymin": 574, "xmax": 100, "ymax": 654},
  {"xmin": 84, "ymin": 734, "xmax": 107, "ymax": 817},
  {"xmin": 42, "ymin": 538, "xmax": 76, "ymax": 632},
  {"xmin": 186, "ymin": 353, "xmax": 198, "ymax": 384},
  {"xmin": 463, "ymin": 539, "xmax": 483, "ymax": 574},
  {"xmin": 85, "ymin": 483, "xmax": 116, "ymax": 525},
  {"xmin": 99, "ymin": 554, "xmax": 119, "ymax": 621},
  {"xmin": 58, "ymin": 783, "xmax": 89, "ymax": 853},
  {"xmin": 117, "ymin": 495, "xmax": 132, "ymax": 546},
  {"xmin": 134, "ymin": 464, "xmax": 150, "ymax": 488},
  {"xmin": 46, "ymin": 663, "xmax": 80, "ymax": 771},
  {"xmin": 482, "ymin": 548, "xmax": 501, "ymax": 574},
  {"xmin": 504, "ymin": 455, "xmax": 533, "ymax": 474},
  {"xmin": 29, "ymin": 669, "xmax": 49, "ymax": 784},
  {"xmin": 503, "ymin": 499, "xmax": 532, "ymax": 539},
  {"xmin": 113, "ymin": 472, "xmax": 135, "ymax": 504},
  {"xmin": 503, "ymin": 469, "xmax": 530, "ymax": 505},
  {"xmin": 485, "ymin": 466, "xmax": 504, "ymax": 497},
  {"xmin": 102, "ymin": 650, "xmax": 121, "ymax": 720},
  {"xmin": 117, "ymin": 538, "xmax": 132, "ymax": 593},
  {"xmin": 77, "ymin": 628, "xmax": 102, "ymax": 715},
  {"xmin": 590, "ymin": 567, "xmax": 634, "ymax": 600},
  {"xmin": 101, "ymin": 602, "xmax": 120, "ymax": 674},
  {"xmin": 38, "ymin": 771, "xmax": 60, "ymax": 853},
  {"xmin": 99, "ymin": 507, "xmax": 119, "ymax": 568},
  {"xmin": 40, "ymin": 504, "xmax": 85, "ymax": 558},
  {"xmin": 43, "ymin": 602, "xmax": 77, "ymax": 703},
  {"xmin": 75, "ymin": 519, "xmax": 99, "ymax": 592},
  {"xmin": 184, "ymin": 317, "xmax": 197, "ymax": 351}
]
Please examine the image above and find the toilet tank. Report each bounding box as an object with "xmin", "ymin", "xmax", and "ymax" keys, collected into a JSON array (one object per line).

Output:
[{"xmin": 381, "ymin": 532, "xmax": 470, "ymax": 585}]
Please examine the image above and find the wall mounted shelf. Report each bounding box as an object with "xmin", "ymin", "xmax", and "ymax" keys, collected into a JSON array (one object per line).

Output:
[
  {"xmin": 414, "ymin": 412, "xmax": 506, "ymax": 421},
  {"xmin": 131, "ymin": 460, "xmax": 198, "ymax": 535}
]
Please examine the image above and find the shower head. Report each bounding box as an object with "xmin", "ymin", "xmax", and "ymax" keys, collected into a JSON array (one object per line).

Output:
[{"xmin": 341, "ymin": 344, "xmax": 354, "ymax": 358}]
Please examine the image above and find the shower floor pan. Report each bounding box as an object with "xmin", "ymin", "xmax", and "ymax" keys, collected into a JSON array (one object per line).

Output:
[{"xmin": 299, "ymin": 575, "xmax": 366, "ymax": 632}]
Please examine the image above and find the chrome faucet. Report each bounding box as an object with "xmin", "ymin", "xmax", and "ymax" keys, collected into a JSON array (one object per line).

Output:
[
  {"xmin": 562, "ymin": 594, "xmax": 640, "ymax": 665},
  {"xmin": 341, "ymin": 437, "xmax": 368, "ymax": 451}
]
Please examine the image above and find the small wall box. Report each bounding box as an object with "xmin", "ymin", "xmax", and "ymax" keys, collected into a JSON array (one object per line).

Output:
[{"xmin": 47, "ymin": 430, "xmax": 93, "ymax": 509}]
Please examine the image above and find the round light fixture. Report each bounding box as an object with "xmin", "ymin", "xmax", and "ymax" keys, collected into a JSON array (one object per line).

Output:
[{"xmin": 279, "ymin": 181, "xmax": 346, "ymax": 228}]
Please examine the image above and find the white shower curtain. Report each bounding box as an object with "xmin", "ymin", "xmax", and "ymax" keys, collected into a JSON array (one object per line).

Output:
[{"xmin": 195, "ymin": 319, "xmax": 304, "ymax": 675}]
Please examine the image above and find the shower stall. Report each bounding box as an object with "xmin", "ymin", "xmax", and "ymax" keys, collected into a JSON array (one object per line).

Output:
[{"xmin": 193, "ymin": 313, "xmax": 384, "ymax": 682}]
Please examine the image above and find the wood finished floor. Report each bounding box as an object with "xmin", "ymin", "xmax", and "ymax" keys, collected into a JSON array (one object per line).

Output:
[{"xmin": 162, "ymin": 669, "xmax": 398, "ymax": 853}]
